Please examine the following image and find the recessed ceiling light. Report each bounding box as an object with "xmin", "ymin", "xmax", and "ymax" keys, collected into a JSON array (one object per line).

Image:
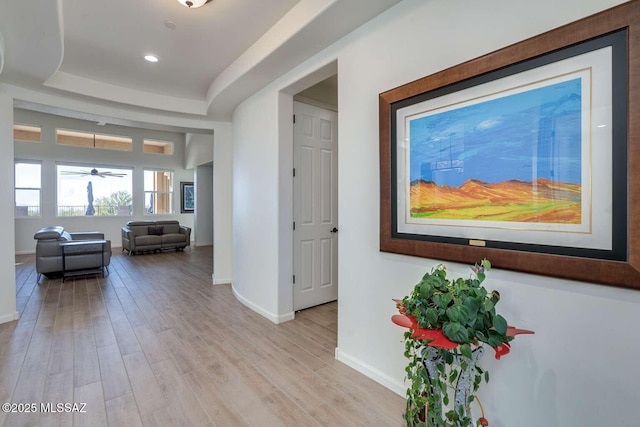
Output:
[
  {"xmin": 144, "ymin": 54, "xmax": 159, "ymax": 63},
  {"xmin": 164, "ymin": 20, "xmax": 177, "ymax": 30}
]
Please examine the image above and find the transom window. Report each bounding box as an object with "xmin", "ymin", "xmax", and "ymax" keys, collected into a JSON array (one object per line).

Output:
[
  {"xmin": 15, "ymin": 161, "xmax": 42, "ymax": 217},
  {"xmin": 56, "ymin": 129, "xmax": 133, "ymax": 152},
  {"xmin": 143, "ymin": 139, "xmax": 174, "ymax": 155},
  {"xmin": 56, "ymin": 164, "xmax": 133, "ymax": 217},
  {"xmin": 14, "ymin": 124, "xmax": 42, "ymax": 142},
  {"xmin": 144, "ymin": 169, "xmax": 173, "ymax": 214}
]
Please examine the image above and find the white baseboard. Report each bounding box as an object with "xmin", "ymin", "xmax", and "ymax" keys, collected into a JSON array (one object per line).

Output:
[
  {"xmin": 231, "ymin": 284, "xmax": 294, "ymax": 324},
  {"xmin": 212, "ymin": 275, "xmax": 232, "ymax": 285},
  {"xmin": 335, "ymin": 348, "xmax": 405, "ymax": 397},
  {"xmin": 0, "ymin": 311, "xmax": 20, "ymax": 324},
  {"xmin": 277, "ymin": 311, "xmax": 295, "ymax": 323},
  {"xmin": 15, "ymin": 250, "xmax": 35, "ymax": 255}
]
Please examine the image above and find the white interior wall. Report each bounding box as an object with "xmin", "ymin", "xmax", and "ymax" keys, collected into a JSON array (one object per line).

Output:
[
  {"xmin": 184, "ymin": 128, "xmax": 234, "ymax": 285},
  {"xmin": 13, "ymin": 109, "xmax": 194, "ymax": 253},
  {"xmin": 0, "ymin": 89, "xmax": 17, "ymax": 323},
  {"xmin": 195, "ymin": 164, "xmax": 213, "ymax": 246},
  {"xmin": 185, "ymin": 133, "xmax": 214, "ymax": 169},
  {"xmin": 276, "ymin": 92, "xmax": 295, "ymax": 320},
  {"xmin": 231, "ymin": 0, "xmax": 639, "ymax": 426},
  {"xmin": 232, "ymin": 90, "xmax": 282, "ymax": 320},
  {"xmin": 212, "ymin": 123, "xmax": 233, "ymax": 285}
]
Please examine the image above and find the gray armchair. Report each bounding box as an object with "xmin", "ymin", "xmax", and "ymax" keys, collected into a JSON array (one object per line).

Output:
[{"xmin": 34, "ymin": 226, "xmax": 112, "ymax": 282}]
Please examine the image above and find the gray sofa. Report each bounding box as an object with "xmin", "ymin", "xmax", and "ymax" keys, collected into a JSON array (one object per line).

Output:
[
  {"xmin": 34, "ymin": 226, "xmax": 112, "ymax": 281},
  {"xmin": 121, "ymin": 220, "xmax": 191, "ymax": 255}
]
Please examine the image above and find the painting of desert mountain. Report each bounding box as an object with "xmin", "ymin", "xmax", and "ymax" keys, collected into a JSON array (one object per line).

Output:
[
  {"xmin": 410, "ymin": 178, "xmax": 581, "ymax": 223},
  {"xmin": 407, "ymin": 73, "xmax": 586, "ymax": 226}
]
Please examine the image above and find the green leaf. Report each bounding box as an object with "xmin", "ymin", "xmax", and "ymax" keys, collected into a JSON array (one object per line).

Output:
[
  {"xmin": 419, "ymin": 281, "xmax": 433, "ymax": 297},
  {"xmin": 474, "ymin": 375, "xmax": 482, "ymax": 388},
  {"xmin": 425, "ymin": 307, "xmax": 438, "ymax": 326},
  {"xmin": 475, "ymin": 330, "xmax": 487, "ymax": 342},
  {"xmin": 439, "ymin": 293, "xmax": 452, "ymax": 308},
  {"xmin": 487, "ymin": 334, "xmax": 502, "ymax": 348},
  {"xmin": 485, "ymin": 371, "xmax": 490, "ymax": 383},
  {"xmin": 481, "ymin": 258, "xmax": 492, "ymax": 271},
  {"xmin": 463, "ymin": 297, "xmax": 480, "ymax": 320},
  {"xmin": 460, "ymin": 344, "xmax": 473, "ymax": 360},
  {"xmin": 443, "ymin": 351, "xmax": 454, "ymax": 364},
  {"xmin": 484, "ymin": 315, "xmax": 494, "ymax": 329},
  {"xmin": 442, "ymin": 322, "xmax": 469, "ymax": 343},
  {"xmin": 446, "ymin": 304, "xmax": 470, "ymax": 324},
  {"xmin": 481, "ymin": 299, "xmax": 494, "ymax": 313},
  {"xmin": 493, "ymin": 314, "xmax": 508, "ymax": 335},
  {"xmin": 433, "ymin": 294, "xmax": 442, "ymax": 309}
]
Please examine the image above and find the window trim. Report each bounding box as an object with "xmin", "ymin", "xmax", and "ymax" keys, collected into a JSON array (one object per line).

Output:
[{"xmin": 144, "ymin": 168, "xmax": 175, "ymax": 215}]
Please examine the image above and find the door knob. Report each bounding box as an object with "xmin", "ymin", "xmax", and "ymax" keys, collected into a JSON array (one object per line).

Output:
[{"xmin": 330, "ymin": 227, "xmax": 339, "ymax": 233}]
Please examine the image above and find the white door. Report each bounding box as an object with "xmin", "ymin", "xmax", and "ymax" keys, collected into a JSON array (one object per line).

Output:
[{"xmin": 293, "ymin": 101, "xmax": 338, "ymax": 311}]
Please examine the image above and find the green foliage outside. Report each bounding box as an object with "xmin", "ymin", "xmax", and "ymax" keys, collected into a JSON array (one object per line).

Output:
[{"xmin": 93, "ymin": 191, "xmax": 132, "ymax": 216}]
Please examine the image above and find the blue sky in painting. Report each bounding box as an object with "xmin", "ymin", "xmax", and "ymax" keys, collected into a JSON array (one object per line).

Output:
[{"xmin": 409, "ymin": 78, "xmax": 582, "ymax": 186}]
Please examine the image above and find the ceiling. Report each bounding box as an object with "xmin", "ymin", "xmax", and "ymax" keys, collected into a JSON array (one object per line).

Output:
[
  {"xmin": 60, "ymin": 0, "xmax": 300, "ymax": 101},
  {"xmin": 0, "ymin": 0, "xmax": 402, "ymax": 121}
]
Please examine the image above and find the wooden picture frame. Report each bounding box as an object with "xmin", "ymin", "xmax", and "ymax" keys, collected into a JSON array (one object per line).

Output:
[
  {"xmin": 379, "ymin": 1, "xmax": 640, "ymax": 290},
  {"xmin": 180, "ymin": 182, "xmax": 194, "ymax": 213}
]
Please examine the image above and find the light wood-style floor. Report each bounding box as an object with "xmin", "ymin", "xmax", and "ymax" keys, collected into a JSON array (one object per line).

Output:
[{"xmin": 2, "ymin": 246, "xmax": 404, "ymax": 427}]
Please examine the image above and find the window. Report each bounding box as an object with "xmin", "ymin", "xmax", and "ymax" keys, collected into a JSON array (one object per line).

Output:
[
  {"xmin": 56, "ymin": 164, "xmax": 133, "ymax": 217},
  {"xmin": 144, "ymin": 169, "xmax": 173, "ymax": 214},
  {"xmin": 15, "ymin": 162, "xmax": 41, "ymax": 217},
  {"xmin": 14, "ymin": 124, "xmax": 41, "ymax": 142},
  {"xmin": 56, "ymin": 129, "xmax": 133, "ymax": 152},
  {"xmin": 143, "ymin": 139, "xmax": 174, "ymax": 155}
]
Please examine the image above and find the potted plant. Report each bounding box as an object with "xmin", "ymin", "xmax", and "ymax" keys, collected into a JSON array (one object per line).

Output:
[{"xmin": 392, "ymin": 259, "xmax": 532, "ymax": 427}]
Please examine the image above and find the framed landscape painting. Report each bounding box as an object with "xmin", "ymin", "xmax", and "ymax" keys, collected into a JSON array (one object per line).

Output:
[{"xmin": 379, "ymin": 1, "xmax": 640, "ymax": 289}]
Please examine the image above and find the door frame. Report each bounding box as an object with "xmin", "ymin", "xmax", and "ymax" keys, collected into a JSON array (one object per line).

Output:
[{"xmin": 277, "ymin": 60, "xmax": 338, "ymax": 321}]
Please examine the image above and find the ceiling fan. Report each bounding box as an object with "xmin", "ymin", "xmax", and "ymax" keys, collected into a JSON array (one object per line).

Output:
[{"xmin": 60, "ymin": 168, "xmax": 126, "ymax": 178}]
